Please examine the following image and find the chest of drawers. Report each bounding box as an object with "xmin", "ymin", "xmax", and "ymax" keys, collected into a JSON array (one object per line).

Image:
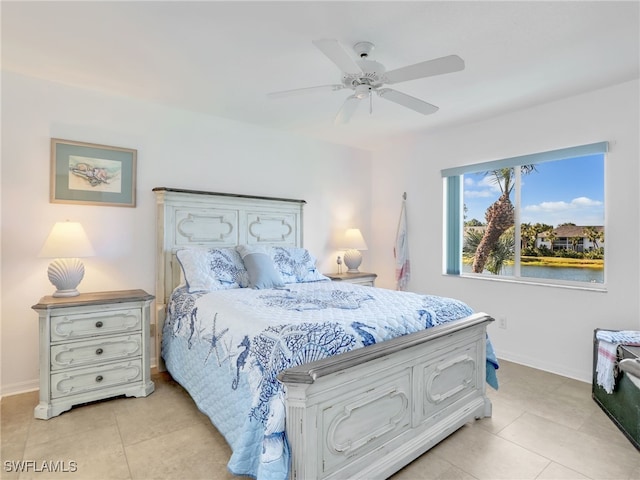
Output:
[{"xmin": 32, "ymin": 290, "xmax": 155, "ymax": 419}]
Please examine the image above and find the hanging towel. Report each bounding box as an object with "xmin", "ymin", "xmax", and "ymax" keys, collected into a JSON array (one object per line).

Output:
[
  {"xmin": 394, "ymin": 198, "xmax": 410, "ymax": 291},
  {"xmin": 596, "ymin": 340, "xmax": 619, "ymax": 394},
  {"xmin": 595, "ymin": 330, "xmax": 640, "ymax": 393}
]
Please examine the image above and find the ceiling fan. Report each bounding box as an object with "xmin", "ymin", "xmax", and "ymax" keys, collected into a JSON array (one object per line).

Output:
[{"xmin": 268, "ymin": 39, "xmax": 465, "ymax": 124}]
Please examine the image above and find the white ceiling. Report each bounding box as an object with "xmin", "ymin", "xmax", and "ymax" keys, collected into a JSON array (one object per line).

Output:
[{"xmin": 2, "ymin": 1, "xmax": 639, "ymax": 151}]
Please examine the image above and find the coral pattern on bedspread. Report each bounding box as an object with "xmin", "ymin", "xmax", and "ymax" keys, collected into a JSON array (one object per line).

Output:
[{"xmin": 161, "ymin": 281, "xmax": 480, "ymax": 480}]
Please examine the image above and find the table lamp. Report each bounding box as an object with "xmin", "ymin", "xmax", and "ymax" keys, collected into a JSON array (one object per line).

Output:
[
  {"xmin": 38, "ymin": 221, "xmax": 95, "ymax": 297},
  {"xmin": 343, "ymin": 228, "xmax": 368, "ymax": 273}
]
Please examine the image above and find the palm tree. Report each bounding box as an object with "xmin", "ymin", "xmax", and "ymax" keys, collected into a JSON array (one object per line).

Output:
[
  {"xmin": 472, "ymin": 166, "xmax": 536, "ymax": 273},
  {"xmin": 485, "ymin": 228, "xmax": 515, "ymax": 275},
  {"xmin": 570, "ymin": 236, "xmax": 581, "ymax": 252},
  {"xmin": 520, "ymin": 222, "xmax": 537, "ymax": 250},
  {"xmin": 583, "ymin": 226, "xmax": 601, "ymax": 249},
  {"xmin": 464, "ymin": 227, "xmax": 515, "ymax": 275},
  {"xmin": 545, "ymin": 227, "xmax": 557, "ymax": 252}
]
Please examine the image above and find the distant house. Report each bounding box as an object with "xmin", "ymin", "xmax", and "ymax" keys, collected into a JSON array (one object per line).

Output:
[{"xmin": 537, "ymin": 225, "xmax": 604, "ymax": 252}]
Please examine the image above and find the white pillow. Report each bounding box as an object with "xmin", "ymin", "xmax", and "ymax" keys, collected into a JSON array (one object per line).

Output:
[
  {"xmin": 176, "ymin": 247, "xmax": 248, "ymax": 293},
  {"xmin": 236, "ymin": 245, "xmax": 285, "ymax": 289}
]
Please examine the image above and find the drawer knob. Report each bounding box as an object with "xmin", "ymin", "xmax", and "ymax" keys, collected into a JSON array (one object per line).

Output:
[
  {"xmin": 95, "ymin": 375, "xmax": 104, "ymax": 383},
  {"xmin": 96, "ymin": 348, "xmax": 104, "ymax": 355},
  {"xmin": 95, "ymin": 321, "xmax": 104, "ymax": 328}
]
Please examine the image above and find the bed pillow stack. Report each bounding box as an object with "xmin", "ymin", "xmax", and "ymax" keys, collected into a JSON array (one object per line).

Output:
[{"xmin": 176, "ymin": 245, "xmax": 330, "ymax": 292}]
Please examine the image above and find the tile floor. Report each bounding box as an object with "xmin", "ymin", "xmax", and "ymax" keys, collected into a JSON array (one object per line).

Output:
[{"xmin": 1, "ymin": 361, "xmax": 639, "ymax": 479}]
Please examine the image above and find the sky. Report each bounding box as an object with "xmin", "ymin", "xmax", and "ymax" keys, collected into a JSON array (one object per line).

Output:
[{"xmin": 463, "ymin": 154, "xmax": 604, "ymax": 227}]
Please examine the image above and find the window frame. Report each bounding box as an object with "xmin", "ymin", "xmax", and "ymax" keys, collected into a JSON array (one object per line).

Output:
[{"xmin": 442, "ymin": 142, "xmax": 608, "ymax": 291}]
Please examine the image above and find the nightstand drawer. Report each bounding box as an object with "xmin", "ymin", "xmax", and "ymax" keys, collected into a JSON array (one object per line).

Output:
[
  {"xmin": 50, "ymin": 359, "xmax": 143, "ymax": 399},
  {"xmin": 51, "ymin": 308, "xmax": 141, "ymax": 342},
  {"xmin": 50, "ymin": 334, "xmax": 143, "ymax": 371}
]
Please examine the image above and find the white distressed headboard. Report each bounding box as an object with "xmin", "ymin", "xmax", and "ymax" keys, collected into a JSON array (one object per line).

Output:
[{"xmin": 153, "ymin": 187, "xmax": 306, "ymax": 368}]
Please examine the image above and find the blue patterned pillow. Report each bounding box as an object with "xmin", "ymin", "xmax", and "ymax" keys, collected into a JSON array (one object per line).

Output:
[
  {"xmin": 271, "ymin": 246, "xmax": 330, "ymax": 284},
  {"xmin": 176, "ymin": 248, "xmax": 248, "ymax": 292}
]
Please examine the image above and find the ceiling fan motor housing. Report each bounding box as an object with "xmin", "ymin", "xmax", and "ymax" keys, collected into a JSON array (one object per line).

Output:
[
  {"xmin": 341, "ymin": 41, "xmax": 386, "ymax": 90},
  {"xmin": 342, "ymin": 59, "xmax": 386, "ymax": 89}
]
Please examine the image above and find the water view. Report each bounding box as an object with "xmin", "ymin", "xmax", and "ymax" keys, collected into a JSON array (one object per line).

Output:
[{"xmin": 462, "ymin": 264, "xmax": 604, "ymax": 283}]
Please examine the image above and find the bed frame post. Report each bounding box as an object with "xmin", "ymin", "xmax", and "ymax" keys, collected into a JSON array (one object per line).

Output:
[{"xmin": 154, "ymin": 188, "xmax": 168, "ymax": 371}]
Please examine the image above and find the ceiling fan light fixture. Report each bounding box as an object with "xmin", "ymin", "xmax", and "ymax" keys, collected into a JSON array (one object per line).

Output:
[{"xmin": 354, "ymin": 84, "xmax": 372, "ymax": 99}]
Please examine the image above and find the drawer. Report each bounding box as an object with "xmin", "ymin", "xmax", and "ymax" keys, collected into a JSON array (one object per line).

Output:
[
  {"xmin": 50, "ymin": 360, "xmax": 142, "ymax": 399},
  {"xmin": 50, "ymin": 334, "xmax": 143, "ymax": 371},
  {"xmin": 351, "ymin": 279, "xmax": 374, "ymax": 286},
  {"xmin": 51, "ymin": 308, "xmax": 141, "ymax": 342}
]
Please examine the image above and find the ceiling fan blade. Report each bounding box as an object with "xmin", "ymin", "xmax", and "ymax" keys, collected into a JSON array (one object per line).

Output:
[
  {"xmin": 313, "ymin": 39, "xmax": 362, "ymax": 75},
  {"xmin": 377, "ymin": 88, "xmax": 439, "ymax": 115},
  {"xmin": 334, "ymin": 95, "xmax": 361, "ymax": 125},
  {"xmin": 267, "ymin": 84, "xmax": 344, "ymax": 99},
  {"xmin": 384, "ymin": 55, "xmax": 465, "ymax": 84}
]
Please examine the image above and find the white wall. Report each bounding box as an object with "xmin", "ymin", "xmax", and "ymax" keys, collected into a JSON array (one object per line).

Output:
[
  {"xmin": 370, "ymin": 79, "xmax": 640, "ymax": 382},
  {"xmin": 0, "ymin": 72, "xmax": 373, "ymax": 395}
]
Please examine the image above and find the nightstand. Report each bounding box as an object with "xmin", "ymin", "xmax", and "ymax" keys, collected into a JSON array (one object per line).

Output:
[
  {"xmin": 32, "ymin": 289, "xmax": 155, "ymax": 419},
  {"xmin": 325, "ymin": 272, "xmax": 377, "ymax": 287}
]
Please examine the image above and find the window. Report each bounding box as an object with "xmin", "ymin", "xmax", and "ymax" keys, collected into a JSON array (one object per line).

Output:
[{"xmin": 443, "ymin": 142, "xmax": 607, "ymax": 288}]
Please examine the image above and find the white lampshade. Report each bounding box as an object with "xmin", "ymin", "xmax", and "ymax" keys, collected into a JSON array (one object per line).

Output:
[
  {"xmin": 343, "ymin": 228, "xmax": 368, "ymax": 273},
  {"xmin": 343, "ymin": 228, "xmax": 368, "ymax": 251},
  {"xmin": 39, "ymin": 221, "xmax": 95, "ymax": 297}
]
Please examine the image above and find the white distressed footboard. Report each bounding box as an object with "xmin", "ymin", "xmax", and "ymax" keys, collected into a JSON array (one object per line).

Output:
[{"xmin": 279, "ymin": 312, "xmax": 493, "ymax": 480}]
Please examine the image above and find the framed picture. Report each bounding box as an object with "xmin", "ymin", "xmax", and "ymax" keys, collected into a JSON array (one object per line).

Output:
[{"xmin": 50, "ymin": 138, "xmax": 137, "ymax": 207}]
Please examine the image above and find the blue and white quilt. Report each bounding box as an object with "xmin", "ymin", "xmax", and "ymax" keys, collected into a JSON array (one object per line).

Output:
[{"xmin": 162, "ymin": 281, "xmax": 496, "ymax": 480}]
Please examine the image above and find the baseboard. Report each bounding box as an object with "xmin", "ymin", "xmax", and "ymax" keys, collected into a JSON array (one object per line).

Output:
[
  {"xmin": 0, "ymin": 379, "xmax": 39, "ymax": 399},
  {"xmin": 497, "ymin": 352, "xmax": 591, "ymax": 384}
]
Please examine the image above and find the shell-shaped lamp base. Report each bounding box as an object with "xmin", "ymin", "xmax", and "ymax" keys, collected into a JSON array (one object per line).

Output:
[
  {"xmin": 47, "ymin": 258, "xmax": 85, "ymax": 297},
  {"xmin": 343, "ymin": 249, "xmax": 363, "ymax": 273}
]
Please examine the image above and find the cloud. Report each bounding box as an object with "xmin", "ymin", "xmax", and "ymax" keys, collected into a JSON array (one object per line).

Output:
[
  {"xmin": 571, "ymin": 196, "xmax": 602, "ymax": 207},
  {"xmin": 464, "ymin": 175, "xmax": 503, "ymax": 199},
  {"xmin": 525, "ymin": 197, "xmax": 603, "ymax": 213},
  {"xmin": 522, "ymin": 197, "xmax": 604, "ymax": 226},
  {"xmin": 464, "ymin": 190, "xmax": 495, "ymax": 198}
]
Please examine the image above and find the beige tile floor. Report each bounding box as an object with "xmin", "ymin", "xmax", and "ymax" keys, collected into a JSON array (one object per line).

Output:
[{"xmin": 1, "ymin": 361, "xmax": 639, "ymax": 480}]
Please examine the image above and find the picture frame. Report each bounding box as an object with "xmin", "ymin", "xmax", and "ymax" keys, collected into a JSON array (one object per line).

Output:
[{"xmin": 50, "ymin": 138, "xmax": 137, "ymax": 207}]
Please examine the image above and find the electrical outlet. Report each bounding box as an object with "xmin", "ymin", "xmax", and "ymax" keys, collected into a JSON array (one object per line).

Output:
[{"xmin": 498, "ymin": 317, "xmax": 507, "ymax": 329}]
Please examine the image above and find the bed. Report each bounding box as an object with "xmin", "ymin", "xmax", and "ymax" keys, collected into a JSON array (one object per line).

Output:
[{"xmin": 153, "ymin": 187, "xmax": 496, "ymax": 480}]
